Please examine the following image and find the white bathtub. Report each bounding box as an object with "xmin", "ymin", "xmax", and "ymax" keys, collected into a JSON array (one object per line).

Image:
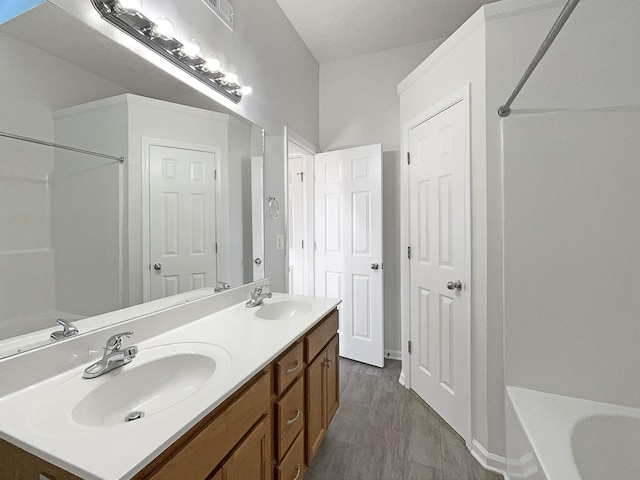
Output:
[{"xmin": 506, "ymin": 386, "xmax": 640, "ymax": 480}]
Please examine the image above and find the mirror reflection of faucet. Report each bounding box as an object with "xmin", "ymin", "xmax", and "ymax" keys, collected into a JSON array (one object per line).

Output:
[
  {"xmin": 245, "ymin": 285, "xmax": 272, "ymax": 308},
  {"xmin": 83, "ymin": 332, "xmax": 138, "ymax": 379},
  {"xmin": 50, "ymin": 319, "xmax": 78, "ymax": 341},
  {"xmin": 214, "ymin": 281, "xmax": 231, "ymax": 293}
]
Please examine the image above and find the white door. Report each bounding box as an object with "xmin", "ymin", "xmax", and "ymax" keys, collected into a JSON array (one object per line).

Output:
[
  {"xmin": 408, "ymin": 96, "xmax": 470, "ymax": 438},
  {"xmin": 288, "ymin": 155, "xmax": 306, "ymax": 295},
  {"xmin": 149, "ymin": 145, "xmax": 217, "ymax": 300},
  {"xmin": 315, "ymin": 144, "xmax": 384, "ymax": 367},
  {"xmin": 251, "ymin": 156, "xmax": 265, "ymax": 280}
]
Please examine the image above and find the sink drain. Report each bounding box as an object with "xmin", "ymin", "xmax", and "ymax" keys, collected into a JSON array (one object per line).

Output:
[{"xmin": 125, "ymin": 411, "xmax": 145, "ymax": 422}]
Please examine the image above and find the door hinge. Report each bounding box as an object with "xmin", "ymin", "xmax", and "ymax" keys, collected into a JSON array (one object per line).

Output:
[
  {"xmin": 302, "ymin": 240, "xmax": 304, "ymax": 249},
  {"xmin": 214, "ymin": 169, "xmax": 218, "ymax": 180},
  {"xmin": 407, "ymin": 152, "xmax": 411, "ymax": 165},
  {"xmin": 215, "ymin": 242, "xmax": 218, "ymax": 254},
  {"xmin": 407, "ymin": 246, "xmax": 411, "ymax": 259},
  {"xmin": 314, "ymin": 241, "xmax": 317, "ymax": 250},
  {"xmin": 408, "ymin": 340, "xmax": 412, "ymax": 354}
]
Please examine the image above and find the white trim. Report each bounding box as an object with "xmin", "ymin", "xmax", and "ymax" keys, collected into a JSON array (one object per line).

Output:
[
  {"xmin": 141, "ymin": 137, "xmax": 221, "ymax": 302},
  {"xmin": 384, "ymin": 349, "xmax": 402, "ymax": 361},
  {"xmin": 401, "ymin": 84, "xmax": 472, "ymax": 445},
  {"xmin": 471, "ymin": 439, "xmax": 508, "ymax": 478}
]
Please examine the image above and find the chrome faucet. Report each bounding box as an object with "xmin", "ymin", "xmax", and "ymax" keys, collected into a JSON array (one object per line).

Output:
[
  {"xmin": 214, "ymin": 280, "xmax": 231, "ymax": 293},
  {"xmin": 245, "ymin": 285, "xmax": 272, "ymax": 308},
  {"xmin": 50, "ymin": 318, "xmax": 78, "ymax": 341},
  {"xmin": 83, "ymin": 332, "xmax": 138, "ymax": 379}
]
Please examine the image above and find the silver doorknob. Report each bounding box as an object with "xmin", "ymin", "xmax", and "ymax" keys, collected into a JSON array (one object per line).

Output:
[
  {"xmin": 370, "ymin": 263, "xmax": 379, "ymax": 270},
  {"xmin": 254, "ymin": 258, "xmax": 262, "ymax": 265},
  {"xmin": 153, "ymin": 263, "xmax": 162, "ymax": 271},
  {"xmin": 447, "ymin": 280, "xmax": 462, "ymax": 291}
]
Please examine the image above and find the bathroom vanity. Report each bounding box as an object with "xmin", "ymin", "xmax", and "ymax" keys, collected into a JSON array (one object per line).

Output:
[{"xmin": 0, "ymin": 286, "xmax": 340, "ymax": 480}]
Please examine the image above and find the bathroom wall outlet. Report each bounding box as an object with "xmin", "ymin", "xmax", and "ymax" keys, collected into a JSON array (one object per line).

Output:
[{"xmin": 276, "ymin": 235, "xmax": 285, "ymax": 251}]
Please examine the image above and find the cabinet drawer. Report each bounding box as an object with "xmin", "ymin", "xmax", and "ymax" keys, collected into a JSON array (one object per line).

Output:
[
  {"xmin": 305, "ymin": 309, "xmax": 338, "ymax": 361},
  {"xmin": 142, "ymin": 370, "xmax": 270, "ymax": 480},
  {"xmin": 276, "ymin": 376, "xmax": 305, "ymax": 460},
  {"xmin": 275, "ymin": 342, "xmax": 303, "ymax": 395},
  {"xmin": 276, "ymin": 432, "xmax": 305, "ymax": 480}
]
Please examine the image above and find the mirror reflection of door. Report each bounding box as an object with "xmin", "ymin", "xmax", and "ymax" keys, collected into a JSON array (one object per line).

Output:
[
  {"xmin": 251, "ymin": 156, "xmax": 265, "ymax": 280},
  {"xmin": 148, "ymin": 143, "xmax": 219, "ymax": 301}
]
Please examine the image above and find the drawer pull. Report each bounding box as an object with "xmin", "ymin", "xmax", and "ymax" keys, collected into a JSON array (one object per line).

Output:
[
  {"xmin": 286, "ymin": 360, "xmax": 300, "ymax": 375},
  {"xmin": 292, "ymin": 464, "xmax": 301, "ymax": 480},
  {"xmin": 286, "ymin": 408, "xmax": 301, "ymax": 426}
]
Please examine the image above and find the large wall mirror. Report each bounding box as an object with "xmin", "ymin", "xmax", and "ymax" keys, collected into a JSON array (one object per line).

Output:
[{"xmin": 0, "ymin": 3, "xmax": 264, "ymax": 359}]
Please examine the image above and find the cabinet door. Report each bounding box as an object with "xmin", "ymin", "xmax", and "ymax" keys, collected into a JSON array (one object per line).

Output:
[
  {"xmin": 222, "ymin": 416, "xmax": 272, "ymax": 480},
  {"xmin": 305, "ymin": 351, "xmax": 326, "ymax": 464},
  {"xmin": 325, "ymin": 335, "xmax": 339, "ymax": 426}
]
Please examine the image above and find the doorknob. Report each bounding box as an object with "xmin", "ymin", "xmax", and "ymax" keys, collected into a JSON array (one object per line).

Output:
[
  {"xmin": 370, "ymin": 263, "xmax": 379, "ymax": 270},
  {"xmin": 254, "ymin": 258, "xmax": 262, "ymax": 265},
  {"xmin": 447, "ymin": 280, "xmax": 462, "ymax": 291},
  {"xmin": 153, "ymin": 263, "xmax": 162, "ymax": 271}
]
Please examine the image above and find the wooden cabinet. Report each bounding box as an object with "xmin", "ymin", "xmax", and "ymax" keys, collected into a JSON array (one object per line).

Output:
[
  {"xmin": 304, "ymin": 310, "xmax": 340, "ymax": 465},
  {"xmin": 215, "ymin": 416, "xmax": 272, "ymax": 480},
  {"xmin": 137, "ymin": 370, "xmax": 272, "ymax": 480}
]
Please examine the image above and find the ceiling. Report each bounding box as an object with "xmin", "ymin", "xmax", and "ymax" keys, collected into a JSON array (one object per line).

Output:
[{"xmin": 275, "ymin": 0, "xmax": 499, "ymax": 63}]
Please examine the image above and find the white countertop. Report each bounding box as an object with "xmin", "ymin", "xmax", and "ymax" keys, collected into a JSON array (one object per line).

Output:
[{"xmin": 0, "ymin": 292, "xmax": 340, "ymax": 480}]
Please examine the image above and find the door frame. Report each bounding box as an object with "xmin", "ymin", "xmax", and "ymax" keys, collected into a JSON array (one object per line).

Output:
[
  {"xmin": 141, "ymin": 137, "xmax": 221, "ymax": 302},
  {"xmin": 400, "ymin": 84, "xmax": 472, "ymax": 443},
  {"xmin": 283, "ymin": 126, "xmax": 317, "ymax": 294}
]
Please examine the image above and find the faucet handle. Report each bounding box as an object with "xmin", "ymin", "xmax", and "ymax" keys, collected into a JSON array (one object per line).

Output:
[{"xmin": 105, "ymin": 332, "xmax": 133, "ymax": 352}]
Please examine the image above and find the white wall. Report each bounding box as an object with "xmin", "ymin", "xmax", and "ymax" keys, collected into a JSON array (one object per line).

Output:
[{"xmin": 319, "ymin": 40, "xmax": 443, "ymax": 355}]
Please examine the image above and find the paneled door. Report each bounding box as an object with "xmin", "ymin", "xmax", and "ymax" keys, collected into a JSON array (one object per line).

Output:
[
  {"xmin": 149, "ymin": 145, "xmax": 218, "ymax": 300},
  {"xmin": 288, "ymin": 154, "xmax": 306, "ymax": 295},
  {"xmin": 315, "ymin": 144, "xmax": 384, "ymax": 367},
  {"xmin": 408, "ymin": 93, "xmax": 470, "ymax": 439}
]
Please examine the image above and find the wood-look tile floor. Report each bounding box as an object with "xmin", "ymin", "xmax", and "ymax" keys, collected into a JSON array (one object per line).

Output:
[{"xmin": 305, "ymin": 358, "xmax": 503, "ymax": 480}]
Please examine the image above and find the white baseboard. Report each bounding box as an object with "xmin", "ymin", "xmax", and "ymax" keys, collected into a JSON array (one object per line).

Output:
[
  {"xmin": 471, "ymin": 439, "xmax": 507, "ymax": 478},
  {"xmin": 384, "ymin": 349, "xmax": 402, "ymax": 360}
]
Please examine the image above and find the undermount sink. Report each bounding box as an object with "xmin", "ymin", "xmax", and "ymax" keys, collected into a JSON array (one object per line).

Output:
[
  {"xmin": 254, "ymin": 299, "xmax": 313, "ymax": 320},
  {"xmin": 27, "ymin": 342, "xmax": 232, "ymax": 434}
]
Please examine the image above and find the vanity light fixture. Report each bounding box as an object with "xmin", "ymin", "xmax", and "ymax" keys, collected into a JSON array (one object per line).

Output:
[{"xmin": 91, "ymin": 0, "xmax": 252, "ymax": 103}]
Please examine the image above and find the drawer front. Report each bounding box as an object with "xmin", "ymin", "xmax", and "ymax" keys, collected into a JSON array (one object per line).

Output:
[
  {"xmin": 276, "ymin": 432, "xmax": 305, "ymax": 480},
  {"xmin": 275, "ymin": 342, "xmax": 303, "ymax": 395},
  {"xmin": 144, "ymin": 370, "xmax": 271, "ymax": 480},
  {"xmin": 305, "ymin": 309, "xmax": 338, "ymax": 362},
  {"xmin": 276, "ymin": 376, "xmax": 305, "ymax": 460}
]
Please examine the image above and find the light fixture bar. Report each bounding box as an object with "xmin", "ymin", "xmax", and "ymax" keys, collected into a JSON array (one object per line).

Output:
[{"xmin": 91, "ymin": 0, "xmax": 243, "ymax": 103}]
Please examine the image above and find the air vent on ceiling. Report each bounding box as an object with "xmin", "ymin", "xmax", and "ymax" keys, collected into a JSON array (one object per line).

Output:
[{"xmin": 202, "ymin": 0, "xmax": 234, "ymax": 31}]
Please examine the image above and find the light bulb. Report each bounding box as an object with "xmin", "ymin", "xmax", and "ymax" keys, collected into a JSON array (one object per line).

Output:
[
  {"xmin": 204, "ymin": 56, "xmax": 222, "ymax": 72},
  {"xmin": 224, "ymin": 72, "xmax": 238, "ymax": 85},
  {"xmin": 151, "ymin": 17, "xmax": 175, "ymax": 39},
  {"xmin": 237, "ymin": 86, "xmax": 253, "ymax": 96},
  {"xmin": 180, "ymin": 39, "xmax": 202, "ymax": 58},
  {"xmin": 115, "ymin": 0, "xmax": 142, "ymax": 12}
]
